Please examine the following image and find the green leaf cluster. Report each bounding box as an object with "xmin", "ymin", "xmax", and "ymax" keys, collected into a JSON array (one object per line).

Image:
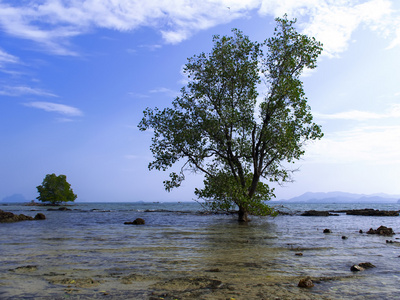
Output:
[
  {"xmin": 139, "ymin": 15, "xmax": 323, "ymax": 220},
  {"xmin": 36, "ymin": 173, "xmax": 77, "ymax": 205}
]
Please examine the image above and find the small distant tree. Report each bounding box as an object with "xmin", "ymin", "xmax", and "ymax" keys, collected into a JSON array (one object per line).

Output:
[
  {"xmin": 139, "ymin": 15, "xmax": 323, "ymax": 222},
  {"xmin": 36, "ymin": 173, "xmax": 77, "ymax": 205}
]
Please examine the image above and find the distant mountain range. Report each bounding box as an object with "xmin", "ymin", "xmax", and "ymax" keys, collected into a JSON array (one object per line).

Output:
[
  {"xmin": 2, "ymin": 191, "xmax": 400, "ymax": 204},
  {"xmin": 276, "ymin": 191, "xmax": 400, "ymax": 203}
]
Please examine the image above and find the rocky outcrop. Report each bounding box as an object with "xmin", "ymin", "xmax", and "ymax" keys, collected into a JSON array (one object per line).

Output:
[
  {"xmin": 367, "ymin": 226, "xmax": 395, "ymax": 235},
  {"xmin": 0, "ymin": 209, "xmax": 46, "ymax": 223},
  {"xmin": 124, "ymin": 218, "xmax": 145, "ymax": 225},
  {"xmin": 301, "ymin": 210, "xmax": 338, "ymax": 216},
  {"xmin": 345, "ymin": 209, "xmax": 399, "ymax": 216}
]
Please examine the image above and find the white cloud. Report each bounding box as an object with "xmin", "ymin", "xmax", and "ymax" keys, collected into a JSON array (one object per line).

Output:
[
  {"xmin": 304, "ymin": 124, "xmax": 400, "ymax": 165},
  {"xmin": 0, "ymin": 85, "xmax": 57, "ymax": 97},
  {"xmin": 315, "ymin": 104, "xmax": 400, "ymax": 121},
  {"xmin": 305, "ymin": 104, "xmax": 400, "ymax": 165},
  {"xmin": 24, "ymin": 102, "xmax": 83, "ymax": 116},
  {"xmin": 0, "ymin": 0, "xmax": 398, "ymax": 57},
  {"xmin": 259, "ymin": 0, "xmax": 398, "ymax": 57}
]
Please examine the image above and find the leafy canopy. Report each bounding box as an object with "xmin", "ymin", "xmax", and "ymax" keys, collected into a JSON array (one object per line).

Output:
[
  {"xmin": 139, "ymin": 15, "xmax": 323, "ymax": 220},
  {"xmin": 36, "ymin": 173, "xmax": 77, "ymax": 205}
]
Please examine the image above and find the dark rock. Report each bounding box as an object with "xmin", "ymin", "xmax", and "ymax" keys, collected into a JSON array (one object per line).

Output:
[
  {"xmin": 10, "ymin": 265, "xmax": 38, "ymax": 272},
  {"xmin": 351, "ymin": 262, "xmax": 375, "ymax": 272},
  {"xmin": 124, "ymin": 218, "xmax": 145, "ymax": 225},
  {"xmin": 206, "ymin": 268, "xmax": 221, "ymax": 272},
  {"xmin": 34, "ymin": 213, "xmax": 46, "ymax": 220},
  {"xmin": 295, "ymin": 253, "xmax": 303, "ymax": 256},
  {"xmin": 386, "ymin": 240, "xmax": 400, "ymax": 244},
  {"xmin": 323, "ymin": 229, "xmax": 331, "ymax": 233},
  {"xmin": 359, "ymin": 262, "xmax": 375, "ymax": 269},
  {"xmin": 47, "ymin": 207, "xmax": 71, "ymax": 211},
  {"xmin": 298, "ymin": 277, "xmax": 314, "ymax": 288},
  {"xmin": 342, "ymin": 236, "xmax": 348, "ymax": 240},
  {"xmin": 0, "ymin": 209, "xmax": 40, "ymax": 223},
  {"xmin": 345, "ymin": 209, "xmax": 399, "ymax": 216},
  {"xmin": 359, "ymin": 230, "xmax": 363, "ymax": 233},
  {"xmin": 302, "ymin": 210, "xmax": 338, "ymax": 216},
  {"xmin": 351, "ymin": 265, "xmax": 365, "ymax": 272},
  {"xmin": 367, "ymin": 226, "xmax": 395, "ymax": 236}
]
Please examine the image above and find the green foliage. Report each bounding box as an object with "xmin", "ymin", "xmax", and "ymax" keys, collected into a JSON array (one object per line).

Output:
[
  {"xmin": 139, "ymin": 15, "xmax": 323, "ymax": 220},
  {"xmin": 36, "ymin": 173, "xmax": 77, "ymax": 205}
]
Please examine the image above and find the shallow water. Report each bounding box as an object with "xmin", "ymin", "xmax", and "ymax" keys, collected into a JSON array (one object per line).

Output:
[{"xmin": 1, "ymin": 202, "xmax": 400, "ymax": 299}]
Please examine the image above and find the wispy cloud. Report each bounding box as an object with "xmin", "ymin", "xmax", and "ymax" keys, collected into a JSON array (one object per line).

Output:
[
  {"xmin": 24, "ymin": 101, "xmax": 83, "ymax": 116},
  {"xmin": 305, "ymin": 124, "xmax": 400, "ymax": 165},
  {"xmin": 0, "ymin": 48, "xmax": 19, "ymax": 67},
  {"xmin": 315, "ymin": 104, "xmax": 400, "ymax": 121},
  {"xmin": 0, "ymin": 85, "xmax": 57, "ymax": 97},
  {"xmin": 149, "ymin": 87, "xmax": 179, "ymax": 97},
  {"xmin": 0, "ymin": 1, "xmax": 398, "ymax": 56}
]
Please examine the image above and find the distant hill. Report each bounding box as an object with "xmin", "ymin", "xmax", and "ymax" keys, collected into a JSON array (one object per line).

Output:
[
  {"xmin": 276, "ymin": 191, "xmax": 400, "ymax": 203},
  {"xmin": 1, "ymin": 194, "xmax": 28, "ymax": 203}
]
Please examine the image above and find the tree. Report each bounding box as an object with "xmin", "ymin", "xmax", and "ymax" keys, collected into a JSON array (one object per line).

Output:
[
  {"xmin": 36, "ymin": 173, "xmax": 77, "ymax": 205},
  {"xmin": 139, "ymin": 15, "xmax": 323, "ymax": 221}
]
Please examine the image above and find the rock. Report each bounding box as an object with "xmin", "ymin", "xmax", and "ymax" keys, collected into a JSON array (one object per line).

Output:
[
  {"xmin": 359, "ymin": 230, "xmax": 363, "ymax": 233},
  {"xmin": 298, "ymin": 277, "xmax": 314, "ymax": 288},
  {"xmin": 10, "ymin": 265, "xmax": 38, "ymax": 272},
  {"xmin": 345, "ymin": 209, "xmax": 399, "ymax": 216},
  {"xmin": 342, "ymin": 236, "xmax": 348, "ymax": 240},
  {"xmin": 206, "ymin": 268, "xmax": 221, "ymax": 272},
  {"xmin": 0, "ymin": 209, "xmax": 44, "ymax": 223},
  {"xmin": 367, "ymin": 226, "xmax": 395, "ymax": 236},
  {"xmin": 34, "ymin": 213, "xmax": 46, "ymax": 220},
  {"xmin": 124, "ymin": 218, "xmax": 145, "ymax": 225},
  {"xmin": 359, "ymin": 262, "xmax": 375, "ymax": 269},
  {"xmin": 351, "ymin": 262, "xmax": 375, "ymax": 272},
  {"xmin": 351, "ymin": 265, "xmax": 365, "ymax": 272},
  {"xmin": 47, "ymin": 207, "xmax": 71, "ymax": 211},
  {"xmin": 323, "ymin": 229, "xmax": 331, "ymax": 233},
  {"xmin": 301, "ymin": 210, "xmax": 338, "ymax": 216},
  {"xmin": 295, "ymin": 253, "xmax": 303, "ymax": 256}
]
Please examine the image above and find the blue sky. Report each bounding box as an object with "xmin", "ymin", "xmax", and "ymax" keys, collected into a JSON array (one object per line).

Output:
[{"xmin": 1, "ymin": 0, "xmax": 399, "ymax": 202}]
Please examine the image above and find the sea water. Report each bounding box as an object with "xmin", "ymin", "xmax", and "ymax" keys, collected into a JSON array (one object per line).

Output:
[{"xmin": 1, "ymin": 202, "xmax": 399, "ymax": 299}]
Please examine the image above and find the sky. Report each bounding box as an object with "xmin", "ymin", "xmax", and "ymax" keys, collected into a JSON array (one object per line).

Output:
[{"xmin": 0, "ymin": 0, "xmax": 399, "ymax": 202}]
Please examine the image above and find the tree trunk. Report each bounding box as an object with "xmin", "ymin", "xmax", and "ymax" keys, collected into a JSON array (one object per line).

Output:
[{"xmin": 238, "ymin": 206, "xmax": 249, "ymax": 222}]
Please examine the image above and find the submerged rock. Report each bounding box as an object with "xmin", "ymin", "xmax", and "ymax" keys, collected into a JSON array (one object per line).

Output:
[
  {"xmin": 367, "ymin": 226, "xmax": 395, "ymax": 236},
  {"xmin": 47, "ymin": 207, "xmax": 71, "ymax": 211},
  {"xmin": 359, "ymin": 262, "xmax": 376, "ymax": 269},
  {"xmin": 301, "ymin": 210, "xmax": 338, "ymax": 216},
  {"xmin": 323, "ymin": 229, "xmax": 331, "ymax": 233},
  {"xmin": 298, "ymin": 277, "xmax": 314, "ymax": 288},
  {"xmin": 124, "ymin": 218, "xmax": 145, "ymax": 225}
]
